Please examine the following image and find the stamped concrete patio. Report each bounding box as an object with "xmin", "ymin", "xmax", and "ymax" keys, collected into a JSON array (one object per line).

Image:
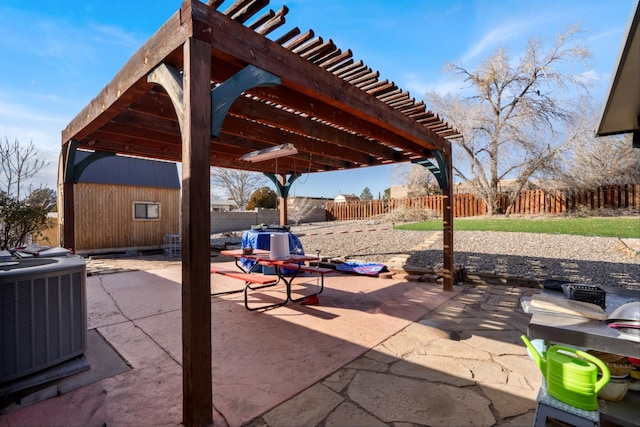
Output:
[{"xmin": 0, "ymin": 258, "xmax": 542, "ymax": 427}]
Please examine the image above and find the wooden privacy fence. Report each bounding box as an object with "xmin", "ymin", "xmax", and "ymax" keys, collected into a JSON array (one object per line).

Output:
[
  {"xmin": 499, "ymin": 183, "xmax": 640, "ymax": 215},
  {"xmin": 326, "ymin": 183, "xmax": 640, "ymax": 220}
]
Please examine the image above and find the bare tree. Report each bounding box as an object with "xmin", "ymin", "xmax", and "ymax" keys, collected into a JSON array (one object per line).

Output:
[
  {"xmin": 551, "ymin": 105, "xmax": 640, "ymax": 190},
  {"xmin": 426, "ymin": 25, "xmax": 591, "ymax": 214},
  {"xmin": 288, "ymin": 197, "xmax": 318, "ymax": 225},
  {"xmin": 25, "ymin": 187, "xmax": 57, "ymax": 211},
  {"xmin": 210, "ymin": 167, "xmax": 266, "ymax": 210},
  {"xmin": 393, "ymin": 163, "xmax": 442, "ymax": 196},
  {"xmin": 0, "ymin": 137, "xmax": 49, "ymax": 200}
]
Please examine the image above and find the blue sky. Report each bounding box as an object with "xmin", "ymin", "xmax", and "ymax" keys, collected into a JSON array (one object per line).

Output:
[{"xmin": 0, "ymin": 0, "xmax": 635, "ymax": 199}]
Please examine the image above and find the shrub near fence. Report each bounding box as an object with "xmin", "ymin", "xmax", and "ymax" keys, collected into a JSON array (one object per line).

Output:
[{"xmin": 326, "ymin": 183, "xmax": 640, "ymax": 220}]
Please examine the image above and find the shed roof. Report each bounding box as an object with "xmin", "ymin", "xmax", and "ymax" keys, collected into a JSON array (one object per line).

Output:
[{"xmin": 75, "ymin": 151, "xmax": 180, "ymax": 189}]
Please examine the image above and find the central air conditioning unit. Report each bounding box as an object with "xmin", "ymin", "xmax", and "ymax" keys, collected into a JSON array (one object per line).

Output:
[{"xmin": 0, "ymin": 256, "xmax": 87, "ymax": 385}]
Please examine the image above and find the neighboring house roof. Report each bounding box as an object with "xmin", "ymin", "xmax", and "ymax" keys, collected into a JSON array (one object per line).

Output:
[
  {"xmin": 597, "ymin": 0, "xmax": 639, "ymax": 136},
  {"xmin": 389, "ymin": 185, "xmax": 409, "ymax": 198},
  {"xmin": 289, "ymin": 196, "xmax": 333, "ymax": 201},
  {"xmin": 334, "ymin": 194, "xmax": 360, "ymax": 202},
  {"xmin": 75, "ymin": 151, "xmax": 180, "ymax": 189},
  {"xmin": 211, "ymin": 199, "xmax": 236, "ymax": 207}
]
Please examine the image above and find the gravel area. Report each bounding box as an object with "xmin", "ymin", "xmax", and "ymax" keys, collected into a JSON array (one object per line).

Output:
[
  {"xmin": 286, "ymin": 220, "xmax": 640, "ymax": 291},
  {"xmin": 96, "ymin": 220, "xmax": 639, "ymax": 291}
]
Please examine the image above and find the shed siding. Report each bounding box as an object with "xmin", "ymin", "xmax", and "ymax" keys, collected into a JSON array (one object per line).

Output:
[
  {"xmin": 34, "ymin": 215, "xmax": 60, "ymax": 247},
  {"xmin": 73, "ymin": 183, "xmax": 179, "ymax": 251}
]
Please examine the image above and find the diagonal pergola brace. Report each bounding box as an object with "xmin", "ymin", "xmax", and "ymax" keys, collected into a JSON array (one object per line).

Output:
[
  {"xmin": 62, "ymin": 140, "xmax": 79, "ymax": 184},
  {"xmin": 72, "ymin": 150, "xmax": 115, "ymax": 183},
  {"xmin": 264, "ymin": 172, "xmax": 301, "ymax": 198},
  {"xmin": 265, "ymin": 172, "xmax": 302, "ymax": 226},
  {"xmin": 148, "ymin": 64, "xmax": 185, "ymax": 131},
  {"xmin": 211, "ymin": 65, "xmax": 281, "ymax": 137},
  {"xmin": 412, "ymin": 149, "xmax": 450, "ymax": 190},
  {"xmin": 148, "ymin": 63, "xmax": 281, "ymax": 139}
]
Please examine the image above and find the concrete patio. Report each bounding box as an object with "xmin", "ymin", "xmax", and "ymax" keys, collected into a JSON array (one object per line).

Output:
[{"xmin": 0, "ymin": 258, "xmax": 543, "ymax": 427}]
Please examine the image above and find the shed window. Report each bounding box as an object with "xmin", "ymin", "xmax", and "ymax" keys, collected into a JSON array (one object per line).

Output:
[{"xmin": 134, "ymin": 202, "xmax": 160, "ymax": 219}]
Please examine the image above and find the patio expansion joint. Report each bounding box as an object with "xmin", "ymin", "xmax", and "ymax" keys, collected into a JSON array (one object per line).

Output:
[{"xmin": 97, "ymin": 276, "xmax": 182, "ymax": 367}]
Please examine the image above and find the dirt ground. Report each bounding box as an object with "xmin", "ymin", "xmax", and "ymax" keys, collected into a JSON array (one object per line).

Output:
[
  {"xmin": 85, "ymin": 253, "xmax": 183, "ymax": 273},
  {"xmin": 85, "ymin": 249, "xmax": 243, "ymax": 273}
]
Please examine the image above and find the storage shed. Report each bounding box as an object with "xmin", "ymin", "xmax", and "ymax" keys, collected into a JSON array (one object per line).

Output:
[{"xmin": 58, "ymin": 150, "xmax": 180, "ymax": 254}]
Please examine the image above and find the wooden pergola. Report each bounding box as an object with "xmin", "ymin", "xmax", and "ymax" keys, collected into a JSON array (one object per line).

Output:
[{"xmin": 59, "ymin": 1, "xmax": 460, "ymax": 425}]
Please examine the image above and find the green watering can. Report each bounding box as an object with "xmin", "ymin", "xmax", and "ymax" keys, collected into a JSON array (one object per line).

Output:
[{"xmin": 521, "ymin": 335, "xmax": 610, "ymax": 410}]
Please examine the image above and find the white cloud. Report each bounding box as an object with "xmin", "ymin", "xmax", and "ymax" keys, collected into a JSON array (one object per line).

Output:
[
  {"xmin": 0, "ymin": 96, "xmax": 69, "ymax": 190},
  {"xmin": 88, "ymin": 22, "xmax": 144, "ymax": 50},
  {"xmin": 459, "ymin": 18, "xmax": 536, "ymax": 65},
  {"xmin": 578, "ymin": 69, "xmax": 600, "ymax": 83},
  {"xmin": 403, "ymin": 72, "xmax": 471, "ymax": 98},
  {"xmin": 587, "ymin": 27, "xmax": 625, "ymax": 43},
  {"xmin": 0, "ymin": 5, "xmax": 145, "ymax": 194},
  {"xmin": 0, "ymin": 99, "xmax": 67, "ymax": 127},
  {"xmin": 403, "ymin": 73, "xmax": 432, "ymax": 97}
]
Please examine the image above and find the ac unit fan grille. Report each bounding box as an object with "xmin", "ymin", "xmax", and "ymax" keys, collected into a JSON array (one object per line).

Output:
[{"xmin": 0, "ymin": 264, "xmax": 86, "ymax": 384}]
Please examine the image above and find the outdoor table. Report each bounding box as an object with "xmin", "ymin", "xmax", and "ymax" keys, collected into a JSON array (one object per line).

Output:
[
  {"xmin": 525, "ymin": 286, "xmax": 640, "ymax": 426},
  {"xmin": 240, "ymin": 229, "xmax": 303, "ymax": 272},
  {"xmin": 219, "ymin": 249, "xmax": 320, "ymax": 311}
]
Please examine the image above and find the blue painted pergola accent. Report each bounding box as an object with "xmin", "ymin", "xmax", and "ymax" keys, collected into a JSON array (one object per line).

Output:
[
  {"xmin": 148, "ymin": 63, "xmax": 281, "ymax": 138},
  {"xmin": 264, "ymin": 172, "xmax": 302, "ymax": 198},
  {"xmin": 63, "ymin": 140, "xmax": 115, "ymax": 184},
  {"xmin": 412, "ymin": 149, "xmax": 450, "ymax": 190},
  {"xmin": 210, "ymin": 65, "xmax": 281, "ymax": 137}
]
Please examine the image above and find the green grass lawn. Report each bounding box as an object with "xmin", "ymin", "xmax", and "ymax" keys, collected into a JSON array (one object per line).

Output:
[{"xmin": 395, "ymin": 216, "xmax": 640, "ymax": 238}]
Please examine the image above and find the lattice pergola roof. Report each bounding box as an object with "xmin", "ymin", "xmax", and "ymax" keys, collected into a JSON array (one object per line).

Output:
[
  {"xmin": 62, "ymin": 0, "xmax": 459, "ymax": 176},
  {"xmin": 59, "ymin": 3, "xmax": 459, "ymax": 424}
]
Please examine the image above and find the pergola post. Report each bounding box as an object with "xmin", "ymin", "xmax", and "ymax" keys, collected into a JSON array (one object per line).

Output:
[
  {"xmin": 150, "ymin": 57, "xmax": 283, "ymax": 427},
  {"xmin": 412, "ymin": 146, "xmax": 454, "ymax": 291},
  {"xmin": 59, "ymin": 141, "xmax": 76, "ymax": 250},
  {"xmin": 181, "ymin": 37, "xmax": 213, "ymax": 427},
  {"xmin": 442, "ymin": 143, "xmax": 454, "ymax": 291},
  {"xmin": 264, "ymin": 172, "xmax": 301, "ymax": 226},
  {"xmin": 278, "ymin": 174, "xmax": 288, "ymax": 226}
]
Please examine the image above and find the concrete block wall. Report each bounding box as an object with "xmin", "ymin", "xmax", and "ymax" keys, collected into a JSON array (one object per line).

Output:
[
  {"xmin": 287, "ymin": 196, "xmax": 330, "ymax": 225},
  {"xmin": 289, "ymin": 207, "xmax": 327, "ymax": 224},
  {"xmin": 210, "ymin": 207, "xmax": 328, "ymax": 234},
  {"xmin": 211, "ymin": 208, "xmax": 279, "ymax": 234}
]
